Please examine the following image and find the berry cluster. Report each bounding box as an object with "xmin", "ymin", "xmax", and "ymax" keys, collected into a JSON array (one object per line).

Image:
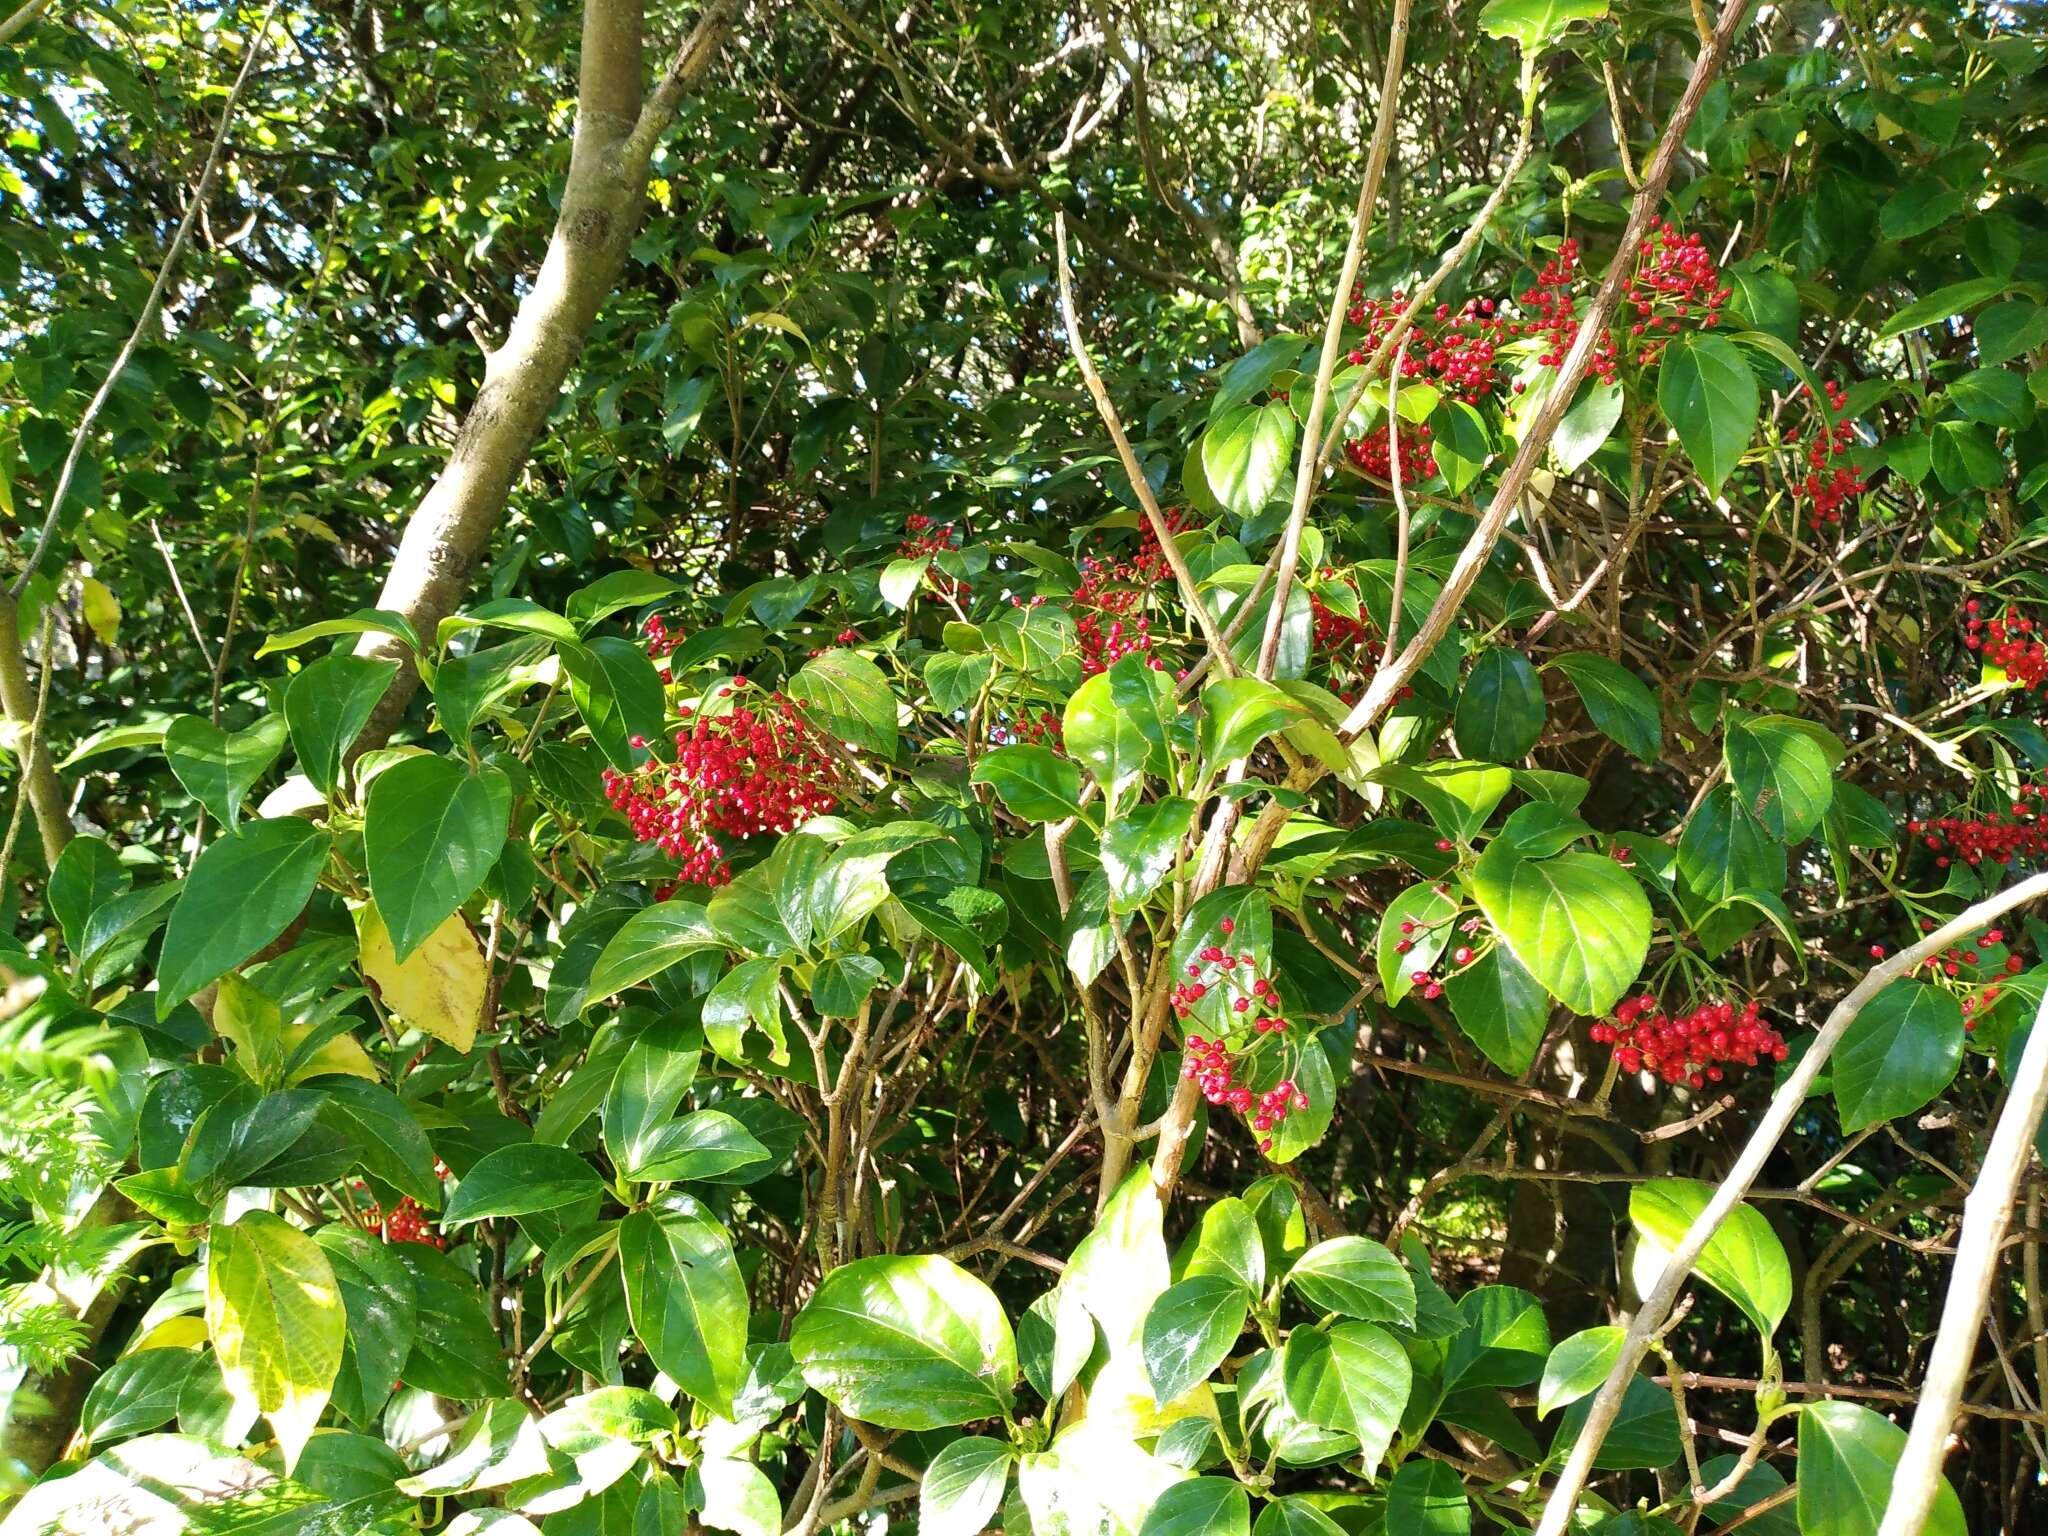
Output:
[
  {"xmin": 1389, "ymin": 903, "xmax": 1487, "ymax": 1000},
  {"xmin": 356, "ymin": 1193, "xmax": 445, "ymax": 1248},
  {"xmin": 1788, "ymin": 379, "xmax": 1867, "ymax": 533},
  {"xmin": 1963, "ymin": 602, "xmax": 2048, "ymax": 691},
  {"xmin": 1621, "ymin": 220, "xmax": 1729, "ymax": 365},
  {"xmin": 994, "ymin": 707, "xmax": 1062, "ymax": 747},
  {"xmin": 642, "ymin": 612, "xmax": 678, "ymax": 683},
  {"xmin": 1902, "ymin": 922, "xmax": 2027, "ymax": 1030},
  {"xmin": 1908, "ymin": 799, "xmax": 2048, "ymax": 868},
  {"xmin": 1171, "ymin": 915, "xmax": 1308, "ymax": 1152},
  {"xmin": 1344, "ymin": 420, "xmax": 1437, "ymax": 483},
  {"xmin": 600, "ymin": 682, "xmax": 841, "ymax": 886},
  {"xmin": 1590, "ymin": 996, "xmax": 1788, "ymax": 1088},
  {"xmin": 1311, "ymin": 572, "xmax": 1373, "ymax": 654},
  {"xmin": 1344, "ymin": 291, "xmax": 1506, "ymax": 403},
  {"xmin": 1512, "ymin": 238, "xmax": 1620, "ymax": 387},
  {"xmin": 900, "ymin": 513, "xmax": 971, "ymax": 604},
  {"xmin": 1070, "ymin": 513, "xmax": 1186, "ymax": 676}
]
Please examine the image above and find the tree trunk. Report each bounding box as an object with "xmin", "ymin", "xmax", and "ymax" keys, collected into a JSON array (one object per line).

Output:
[
  {"xmin": 354, "ymin": 0, "xmax": 735, "ymax": 744},
  {"xmin": 0, "ymin": 595, "xmax": 73, "ymax": 867}
]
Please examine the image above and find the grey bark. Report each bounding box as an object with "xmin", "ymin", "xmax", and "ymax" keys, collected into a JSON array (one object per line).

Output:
[{"xmin": 354, "ymin": 0, "xmax": 736, "ymax": 743}]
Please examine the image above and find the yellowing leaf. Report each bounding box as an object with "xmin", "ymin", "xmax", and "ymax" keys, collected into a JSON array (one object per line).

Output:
[
  {"xmin": 282, "ymin": 1023, "xmax": 378, "ymax": 1085},
  {"xmin": 81, "ymin": 577, "xmax": 120, "ymax": 645},
  {"xmin": 358, "ymin": 902, "xmax": 486, "ymax": 1053},
  {"xmin": 205, "ymin": 1211, "xmax": 344, "ymax": 1472},
  {"xmin": 131, "ymin": 1315, "xmax": 210, "ymax": 1352}
]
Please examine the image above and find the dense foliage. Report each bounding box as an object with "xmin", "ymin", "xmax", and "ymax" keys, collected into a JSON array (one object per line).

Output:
[{"xmin": 5, "ymin": 0, "xmax": 2048, "ymax": 1532}]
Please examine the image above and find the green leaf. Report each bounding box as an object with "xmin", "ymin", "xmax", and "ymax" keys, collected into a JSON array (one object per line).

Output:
[
  {"xmin": 789, "ymin": 648, "xmax": 898, "ymax": 758},
  {"xmin": 397, "ymin": 1397, "xmax": 549, "ymax": 1496},
  {"xmin": 1443, "ymin": 941, "xmax": 1552, "ymax": 1075},
  {"xmin": 1949, "ymin": 365, "xmax": 2035, "ymax": 430},
  {"xmin": 1833, "ymin": 980, "xmax": 1965, "ymax": 1131},
  {"xmin": 972, "ymin": 745, "xmax": 1086, "ymax": 823},
  {"xmin": 1141, "ymin": 1275, "xmax": 1248, "ymax": 1404},
  {"xmin": 1880, "ymin": 175, "xmax": 1968, "ymax": 241},
  {"xmin": 1369, "ymin": 760, "xmax": 1512, "ymax": 842},
  {"xmin": 285, "ymin": 656, "xmax": 399, "ymax": 799},
  {"xmin": 988, "ymin": 602, "xmax": 1076, "ymax": 671},
  {"xmin": 587, "ymin": 900, "xmax": 718, "ymax": 1000},
  {"xmin": 696, "ymin": 1455, "xmax": 781, "ymax": 1536},
  {"xmin": 206, "ymin": 1210, "xmax": 345, "ymax": 1472},
  {"xmin": 1063, "ymin": 656, "xmax": 1173, "ymax": 808},
  {"xmin": 918, "ymin": 1436, "xmax": 1012, "ymax": 1536},
  {"xmin": 1183, "ymin": 1197, "xmax": 1266, "ymax": 1293},
  {"xmin": 1877, "ymin": 276, "xmax": 2006, "ymax": 340},
  {"xmin": 1279, "ymin": 1322, "xmax": 1411, "ymax": 1477},
  {"xmin": 163, "ymin": 715, "xmax": 288, "ymax": 830},
  {"xmin": 813, "ymin": 952, "xmax": 886, "ymax": 1017},
  {"xmin": 1285, "ymin": 1236, "xmax": 1416, "ymax": 1325},
  {"xmin": 1468, "ymin": 842, "xmax": 1651, "ymax": 1015},
  {"xmin": 1141, "ymin": 1478, "xmax": 1250, "ymax": 1536},
  {"xmin": 1385, "ymin": 1460, "xmax": 1471, "ymax": 1536},
  {"xmin": 1976, "ymin": 301, "xmax": 2048, "ymax": 367},
  {"xmin": 82, "ymin": 1348, "xmax": 198, "ymax": 1444},
  {"xmin": 629, "ymin": 1109, "xmax": 770, "ymax": 1183},
  {"xmin": 1546, "ymin": 653, "xmax": 1661, "ymax": 763},
  {"xmin": 315, "ymin": 1080, "xmax": 441, "ymax": 1206},
  {"xmin": 157, "ymin": 818, "xmax": 331, "ymax": 1015},
  {"xmin": 1253, "ymin": 1497, "xmax": 1346, "ymax": 1536},
  {"xmin": 364, "ymin": 756, "xmax": 511, "ymax": 962},
  {"xmin": 1202, "ymin": 401, "xmax": 1296, "ymax": 518},
  {"xmin": 566, "ymin": 570, "xmax": 679, "ymax": 629},
  {"xmin": 1552, "ymin": 1374, "xmax": 1680, "ymax": 1470},
  {"xmin": 1212, "ymin": 335, "xmax": 1310, "ymax": 418},
  {"xmin": 443, "ymin": 1144, "xmax": 604, "ymax": 1225},
  {"xmin": 1200, "ymin": 677, "xmax": 1305, "ymax": 765},
  {"xmin": 1798, "ymin": 1401, "xmax": 1966, "ymax": 1536},
  {"xmin": 396, "ymin": 1245, "xmax": 505, "ymax": 1399},
  {"xmin": 49, "ymin": 835, "xmax": 128, "ymax": 954},
  {"xmin": 793, "ymin": 1254, "xmax": 1018, "ymax": 1430},
  {"xmin": 926, "ymin": 651, "xmax": 993, "ymax": 713},
  {"xmin": 256, "ymin": 607, "xmax": 421, "ymax": 659},
  {"xmin": 1102, "ymin": 797, "xmax": 1194, "ymax": 911},
  {"xmin": 1677, "ymin": 785, "xmax": 1786, "ymax": 903},
  {"xmin": 1378, "ymin": 881, "xmax": 1460, "ymax": 1004},
  {"xmin": 1629, "ymin": 1179, "xmax": 1791, "ymax": 1336},
  {"xmin": 1454, "ymin": 648, "xmax": 1546, "ymax": 762},
  {"xmin": 1725, "ymin": 712, "xmax": 1837, "ymax": 841},
  {"xmin": 560, "ymin": 637, "xmax": 666, "ymax": 772},
  {"xmin": 602, "ymin": 1029, "xmax": 701, "ymax": 1178},
  {"xmin": 1444, "ymin": 1285, "xmax": 1549, "ymax": 1390},
  {"xmin": 1658, "ymin": 333, "xmax": 1758, "ymax": 495},
  {"xmin": 1430, "ymin": 398, "xmax": 1493, "ymax": 493},
  {"xmin": 314, "ymin": 1225, "xmax": 416, "ymax": 1422},
  {"xmin": 1538, "ymin": 1325, "xmax": 1625, "ymax": 1417},
  {"xmin": 1554, "ymin": 380, "xmax": 1623, "ymax": 473},
  {"xmin": 1477, "ymin": 0, "xmax": 1608, "ymax": 48},
  {"xmin": 621, "ymin": 1197, "xmax": 748, "ymax": 1416}
]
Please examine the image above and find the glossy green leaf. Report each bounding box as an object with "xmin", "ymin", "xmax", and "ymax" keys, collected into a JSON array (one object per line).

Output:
[
  {"xmin": 1658, "ymin": 333, "xmax": 1757, "ymax": 494},
  {"xmin": 1629, "ymin": 1179, "xmax": 1791, "ymax": 1336},
  {"xmin": 919, "ymin": 1436, "xmax": 1012, "ymax": 1536},
  {"xmin": 1798, "ymin": 1401, "xmax": 1964, "ymax": 1536},
  {"xmin": 1278, "ymin": 1322, "xmax": 1410, "ymax": 1477},
  {"xmin": 1833, "ymin": 980, "xmax": 1966, "ymax": 1131},
  {"xmin": 163, "ymin": 714, "xmax": 287, "ymax": 830},
  {"xmin": 1141, "ymin": 1275, "xmax": 1248, "ymax": 1404},
  {"xmin": 1547, "ymin": 652, "xmax": 1661, "ymax": 763},
  {"xmin": 621, "ymin": 1197, "xmax": 748, "ymax": 1416},
  {"xmin": 364, "ymin": 756, "xmax": 510, "ymax": 962},
  {"xmin": 284, "ymin": 656, "xmax": 400, "ymax": 799},
  {"xmin": 791, "ymin": 1254, "xmax": 1017, "ymax": 1429},
  {"xmin": 972, "ymin": 745, "xmax": 1086, "ymax": 823},
  {"xmin": 1141, "ymin": 1478, "xmax": 1250, "ymax": 1536},
  {"xmin": 1538, "ymin": 1325, "xmax": 1626, "ymax": 1417},
  {"xmin": 157, "ymin": 818, "xmax": 331, "ymax": 1015},
  {"xmin": 1202, "ymin": 400, "xmax": 1296, "ymax": 518},
  {"xmin": 1385, "ymin": 1459, "xmax": 1471, "ymax": 1536},
  {"xmin": 1285, "ymin": 1236, "xmax": 1416, "ymax": 1325},
  {"xmin": 1468, "ymin": 842, "xmax": 1651, "ymax": 1015},
  {"xmin": 443, "ymin": 1143, "xmax": 603, "ymax": 1225},
  {"xmin": 1454, "ymin": 648, "xmax": 1545, "ymax": 762},
  {"xmin": 789, "ymin": 648, "xmax": 898, "ymax": 759}
]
